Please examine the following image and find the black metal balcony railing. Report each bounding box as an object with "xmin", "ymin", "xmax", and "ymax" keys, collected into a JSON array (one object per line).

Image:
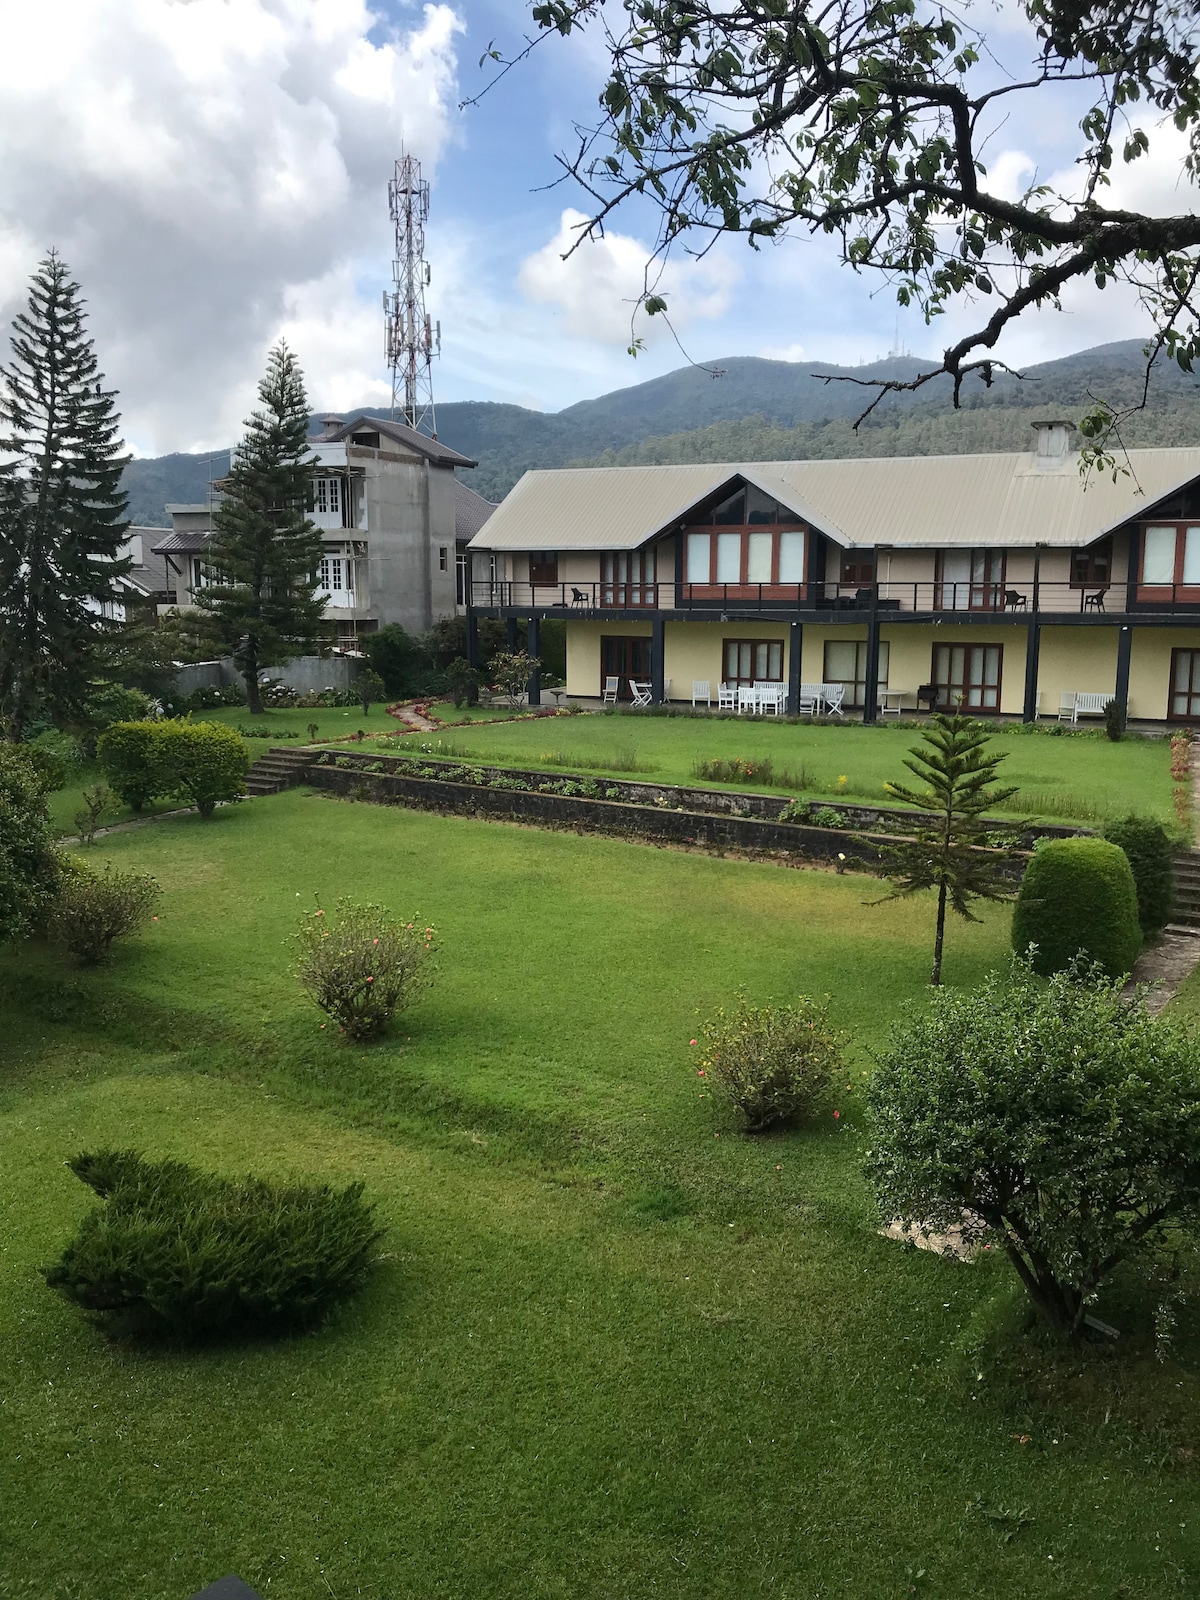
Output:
[{"xmin": 468, "ymin": 578, "xmax": 1176, "ymax": 615}]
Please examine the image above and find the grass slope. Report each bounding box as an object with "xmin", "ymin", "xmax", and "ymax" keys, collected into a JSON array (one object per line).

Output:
[
  {"xmin": 2, "ymin": 795, "xmax": 1198, "ymax": 1600},
  {"xmin": 376, "ymin": 713, "xmax": 1175, "ymax": 826}
]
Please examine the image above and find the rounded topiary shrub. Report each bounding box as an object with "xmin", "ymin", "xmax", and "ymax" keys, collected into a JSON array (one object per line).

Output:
[
  {"xmin": 1103, "ymin": 814, "xmax": 1175, "ymax": 935},
  {"xmin": 1012, "ymin": 837, "xmax": 1141, "ymax": 977},
  {"xmin": 42, "ymin": 1149, "xmax": 384, "ymax": 1341}
]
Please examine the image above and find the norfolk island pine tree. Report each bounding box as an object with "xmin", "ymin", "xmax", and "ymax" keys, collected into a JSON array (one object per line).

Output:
[
  {"xmin": 874, "ymin": 714, "xmax": 1019, "ymax": 985},
  {"xmin": 0, "ymin": 252, "xmax": 131, "ymax": 741},
  {"xmin": 195, "ymin": 342, "xmax": 325, "ymax": 714}
]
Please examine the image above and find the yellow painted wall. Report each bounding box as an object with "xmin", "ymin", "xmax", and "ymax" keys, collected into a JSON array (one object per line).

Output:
[
  {"xmin": 664, "ymin": 619, "xmax": 791, "ymax": 696},
  {"xmin": 1037, "ymin": 627, "xmax": 1119, "ymax": 717},
  {"xmin": 1127, "ymin": 627, "xmax": 1200, "ymax": 721},
  {"xmin": 881, "ymin": 623, "xmax": 1029, "ymax": 714},
  {"xmin": 565, "ymin": 618, "xmax": 652, "ymax": 698}
]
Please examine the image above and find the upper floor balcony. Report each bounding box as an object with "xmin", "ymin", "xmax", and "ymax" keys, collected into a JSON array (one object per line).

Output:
[{"xmin": 467, "ymin": 576, "xmax": 1180, "ymax": 618}]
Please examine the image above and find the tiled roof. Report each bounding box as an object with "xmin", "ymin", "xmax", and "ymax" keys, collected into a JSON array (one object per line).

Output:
[
  {"xmin": 151, "ymin": 529, "xmax": 210, "ymax": 554},
  {"xmin": 328, "ymin": 415, "xmax": 477, "ymax": 468},
  {"xmin": 454, "ymin": 480, "xmax": 495, "ymax": 541}
]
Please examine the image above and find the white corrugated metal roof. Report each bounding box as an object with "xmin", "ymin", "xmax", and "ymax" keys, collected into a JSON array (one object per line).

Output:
[{"xmin": 468, "ymin": 448, "xmax": 1200, "ymax": 552}]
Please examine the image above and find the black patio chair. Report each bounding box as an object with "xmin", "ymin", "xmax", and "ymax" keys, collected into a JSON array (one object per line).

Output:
[
  {"xmin": 570, "ymin": 587, "xmax": 589, "ymax": 607},
  {"xmin": 916, "ymin": 683, "xmax": 939, "ymax": 712},
  {"xmin": 1084, "ymin": 588, "xmax": 1108, "ymax": 612},
  {"xmin": 1004, "ymin": 589, "xmax": 1028, "ymax": 609}
]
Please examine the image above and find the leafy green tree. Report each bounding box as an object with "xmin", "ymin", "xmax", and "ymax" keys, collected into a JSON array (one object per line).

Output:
[
  {"xmin": 357, "ymin": 669, "xmax": 386, "ymax": 716},
  {"xmin": 521, "ymin": 0, "xmax": 1200, "ymax": 451},
  {"xmin": 866, "ymin": 961, "xmax": 1200, "ymax": 1335},
  {"xmin": 0, "ymin": 252, "xmax": 130, "ymax": 740},
  {"xmin": 195, "ymin": 343, "xmax": 324, "ymax": 714},
  {"xmin": 489, "ymin": 650, "xmax": 539, "ymax": 708},
  {"xmin": 0, "ymin": 743, "xmax": 61, "ymax": 943},
  {"xmin": 875, "ymin": 714, "xmax": 1018, "ymax": 985}
]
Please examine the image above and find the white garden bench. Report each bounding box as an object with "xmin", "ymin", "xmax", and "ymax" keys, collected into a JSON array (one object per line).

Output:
[{"xmin": 1058, "ymin": 691, "xmax": 1113, "ymax": 724}]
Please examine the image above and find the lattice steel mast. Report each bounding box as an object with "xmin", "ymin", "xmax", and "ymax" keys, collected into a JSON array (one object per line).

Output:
[{"xmin": 384, "ymin": 152, "xmax": 441, "ymax": 436}]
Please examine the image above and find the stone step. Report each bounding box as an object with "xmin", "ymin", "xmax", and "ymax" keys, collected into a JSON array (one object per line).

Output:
[{"xmin": 1164, "ymin": 922, "xmax": 1200, "ymax": 939}]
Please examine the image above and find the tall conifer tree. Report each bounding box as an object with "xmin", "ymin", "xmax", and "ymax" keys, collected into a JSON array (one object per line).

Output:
[
  {"xmin": 196, "ymin": 343, "xmax": 325, "ymax": 713},
  {"xmin": 0, "ymin": 252, "xmax": 130, "ymax": 740}
]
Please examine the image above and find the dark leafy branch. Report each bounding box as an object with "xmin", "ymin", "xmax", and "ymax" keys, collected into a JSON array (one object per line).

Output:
[{"xmin": 490, "ymin": 0, "xmax": 1200, "ymax": 455}]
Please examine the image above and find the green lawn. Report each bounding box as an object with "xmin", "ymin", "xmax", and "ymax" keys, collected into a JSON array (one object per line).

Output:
[
  {"xmin": 361, "ymin": 711, "xmax": 1177, "ymax": 826},
  {"xmin": 3, "ymin": 794, "xmax": 1199, "ymax": 1599}
]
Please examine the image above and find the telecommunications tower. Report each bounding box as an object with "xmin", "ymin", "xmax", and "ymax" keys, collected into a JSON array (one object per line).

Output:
[{"xmin": 384, "ymin": 152, "xmax": 441, "ymax": 435}]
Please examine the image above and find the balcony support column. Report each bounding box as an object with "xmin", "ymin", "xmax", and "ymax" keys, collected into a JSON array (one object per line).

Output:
[
  {"xmin": 526, "ymin": 615, "xmax": 541, "ymax": 706},
  {"xmin": 651, "ymin": 615, "xmax": 666, "ymax": 703},
  {"xmin": 788, "ymin": 621, "xmax": 803, "ymax": 716},
  {"xmin": 1115, "ymin": 623, "xmax": 1132, "ymax": 715},
  {"xmin": 1022, "ymin": 620, "xmax": 1041, "ymax": 722},
  {"xmin": 862, "ymin": 609, "xmax": 881, "ymax": 724}
]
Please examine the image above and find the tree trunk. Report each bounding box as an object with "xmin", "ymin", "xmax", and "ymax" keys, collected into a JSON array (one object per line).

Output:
[
  {"xmin": 930, "ymin": 879, "xmax": 948, "ymax": 985},
  {"xmin": 243, "ymin": 636, "xmax": 263, "ymax": 714}
]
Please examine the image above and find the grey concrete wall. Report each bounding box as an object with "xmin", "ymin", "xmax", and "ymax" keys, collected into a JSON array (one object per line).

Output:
[{"xmin": 173, "ymin": 655, "xmax": 360, "ymax": 697}]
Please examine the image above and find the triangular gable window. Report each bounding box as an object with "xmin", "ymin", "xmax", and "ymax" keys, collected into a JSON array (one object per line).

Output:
[{"xmin": 696, "ymin": 484, "xmax": 802, "ymax": 527}]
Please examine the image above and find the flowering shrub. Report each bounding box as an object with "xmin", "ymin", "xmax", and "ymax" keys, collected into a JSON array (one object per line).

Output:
[
  {"xmin": 43, "ymin": 1148, "xmax": 383, "ymax": 1340},
  {"xmin": 695, "ymin": 993, "xmax": 843, "ymax": 1132},
  {"xmin": 296, "ymin": 898, "xmax": 435, "ymax": 1041},
  {"xmin": 47, "ymin": 860, "xmax": 160, "ymax": 964}
]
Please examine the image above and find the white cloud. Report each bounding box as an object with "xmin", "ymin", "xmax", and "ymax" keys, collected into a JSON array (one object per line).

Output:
[
  {"xmin": 517, "ymin": 208, "xmax": 737, "ymax": 347},
  {"xmin": 0, "ymin": 0, "xmax": 463, "ymax": 454},
  {"xmin": 759, "ymin": 342, "xmax": 808, "ymax": 363}
]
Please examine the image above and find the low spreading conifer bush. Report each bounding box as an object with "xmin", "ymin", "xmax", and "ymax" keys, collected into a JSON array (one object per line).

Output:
[
  {"xmin": 47, "ymin": 860, "xmax": 159, "ymax": 963},
  {"xmin": 296, "ymin": 898, "xmax": 435, "ymax": 1040},
  {"xmin": 42, "ymin": 1149, "xmax": 384, "ymax": 1340},
  {"xmin": 695, "ymin": 993, "xmax": 842, "ymax": 1131}
]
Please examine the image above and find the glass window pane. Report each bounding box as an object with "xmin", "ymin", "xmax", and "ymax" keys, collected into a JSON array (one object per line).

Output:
[
  {"xmin": 753, "ymin": 643, "xmax": 769, "ymax": 679},
  {"xmin": 723, "ymin": 642, "xmax": 736, "ymax": 679},
  {"xmin": 716, "ymin": 533, "xmax": 741, "ymax": 583},
  {"xmin": 1183, "ymin": 529, "xmax": 1200, "ymax": 585},
  {"xmin": 686, "ymin": 533, "xmax": 709, "ymax": 582},
  {"xmin": 824, "ymin": 641, "xmax": 859, "ymax": 681},
  {"xmin": 778, "ymin": 531, "xmax": 805, "ymax": 582},
  {"xmin": 745, "ymin": 486, "xmax": 778, "ymax": 525},
  {"xmin": 747, "ymin": 532, "xmax": 772, "ymax": 582},
  {"xmin": 1144, "ymin": 526, "xmax": 1176, "ymax": 584},
  {"xmin": 768, "ymin": 642, "xmax": 783, "ymax": 678},
  {"xmin": 712, "ymin": 490, "xmax": 746, "ymax": 525}
]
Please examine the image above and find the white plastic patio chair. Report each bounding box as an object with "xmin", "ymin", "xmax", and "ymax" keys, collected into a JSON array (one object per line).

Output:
[
  {"xmin": 738, "ymin": 684, "xmax": 759, "ymax": 714},
  {"xmin": 602, "ymin": 675, "xmax": 620, "ymax": 706},
  {"xmin": 691, "ymin": 680, "xmax": 711, "ymax": 707},
  {"xmin": 717, "ymin": 682, "xmax": 738, "ymax": 711},
  {"xmin": 1057, "ymin": 691, "xmax": 1077, "ymax": 723},
  {"xmin": 757, "ymin": 682, "xmax": 785, "ymax": 715},
  {"xmin": 822, "ymin": 683, "xmax": 846, "ymax": 718},
  {"xmin": 630, "ymin": 679, "xmax": 653, "ymax": 707}
]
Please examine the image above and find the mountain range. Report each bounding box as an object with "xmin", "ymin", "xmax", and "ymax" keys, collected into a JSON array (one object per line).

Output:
[{"xmin": 122, "ymin": 339, "xmax": 1200, "ymax": 526}]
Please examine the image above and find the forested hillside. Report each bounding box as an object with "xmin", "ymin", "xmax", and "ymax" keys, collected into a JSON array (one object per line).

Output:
[{"xmin": 123, "ymin": 340, "xmax": 1200, "ymax": 523}]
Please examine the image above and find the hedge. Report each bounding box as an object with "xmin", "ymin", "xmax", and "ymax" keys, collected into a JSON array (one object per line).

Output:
[
  {"xmin": 1012, "ymin": 837, "xmax": 1142, "ymax": 977},
  {"xmin": 97, "ymin": 719, "xmax": 248, "ymax": 818},
  {"xmin": 1103, "ymin": 814, "xmax": 1175, "ymax": 935}
]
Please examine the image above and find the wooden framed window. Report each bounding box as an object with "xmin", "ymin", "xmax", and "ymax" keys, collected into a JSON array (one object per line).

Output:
[
  {"xmin": 1071, "ymin": 537, "xmax": 1112, "ymax": 588},
  {"xmin": 839, "ymin": 551, "xmax": 876, "ymax": 589},
  {"xmin": 601, "ymin": 548, "xmax": 656, "ymax": 606},
  {"xmin": 529, "ymin": 551, "xmax": 559, "ymax": 586},
  {"xmin": 1170, "ymin": 649, "xmax": 1200, "ymax": 720},
  {"xmin": 1139, "ymin": 523, "xmax": 1200, "ymax": 599},
  {"xmin": 935, "ymin": 550, "xmax": 1005, "ymax": 611},
  {"xmin": 684, "ymin": 528, "xmax": 806, "ymax": 594},
  {"xmin": 601, "ymin": 635, "xmax": 652, "ymax": 698},
  {"xmin": 822, "ymin": 640, "xmax": 890, "ymax": 708},
  {"xmin": 932, "ymin": 643, "xmax": 1002, "ymax": 711},
  {"xmin": 722, "ymin": 638, "xmax": 784, "ymax": 684}
]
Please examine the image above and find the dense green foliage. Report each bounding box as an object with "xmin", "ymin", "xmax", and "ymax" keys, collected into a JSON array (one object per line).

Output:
[
  {"xmin": 867, "ymin": 962, "xmax": 1200, "ymax": 1332},
  {"xmin": 194, "ymin": 344, "xmax": 325, "ymax": 713},
  {"xmin": 0, "ymin": 742, "xmax": 61, "ymax": 942},
  {"xmin": 43, "ymin": 1149, "xmax": 384, "ymax": 1340},
  {"xmin": 0, "ymin": 253, "xmax": 130, "ymax": 739},
  {"xmin": 1012, "ymin": 837, "xmax": 1142, "ymax": 977},
  {"xmin": 1103, "ymin": 814, "xmax": 1176, "ymax": 935},
  {"xmin": 295, "ymin": 898, "xmax": 435, "ymax": 1041},
  {"xmin": 97, "ymin": 719, "xmax": 247, "ymax": 818},
  {"xmin": 47, "ymin": 860, "xmax": 159, "ymax": 963},
  {"xmin": 357, "ymin": 669, "xmax": 386, "ymax": 715},
  {"xmin": 879, "ymin": 715, "xmax": 1019, "ymax": 984},
  {"xmin": 695, "ymin": 993, "xmax": 841, "ymax": 1131}
]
